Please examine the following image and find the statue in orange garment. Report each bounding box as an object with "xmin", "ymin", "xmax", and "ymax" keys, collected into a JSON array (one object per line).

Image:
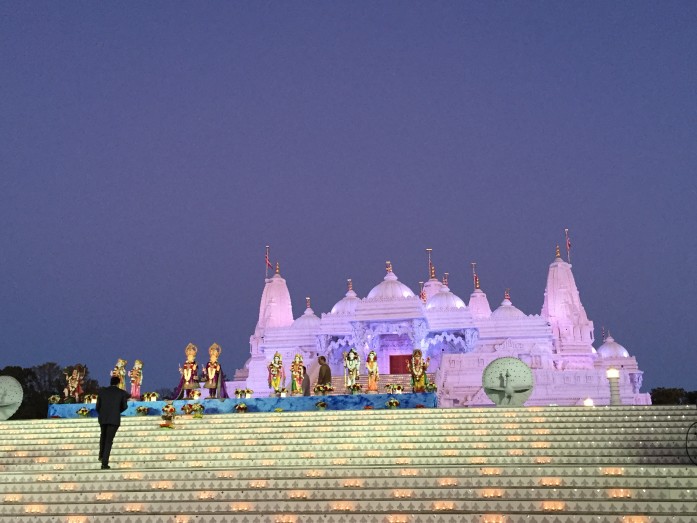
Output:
[
  {"xmin": 406, "ymin": 349, "xmax": 430, "ymax": 393},
  {"xmin": 111, "ymin": 358, "xmax": 127, "ymax": 390},
  {"xmin": 128, "ymin": 360, "xmax": 143, "ymax": 400},
  {"xmin": 365, "ymin": 350, "xmax": 379, "ymax": 393}
]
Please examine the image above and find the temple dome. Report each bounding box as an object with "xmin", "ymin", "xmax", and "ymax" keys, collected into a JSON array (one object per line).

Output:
[
  {"xmin": 291, "ymin": 306, "xmax": 321, "ymax": 330},
  {"xmin": 426, "ymin": 285, "xmax": 466, "ymax": 310},
  {"xmin": 330, "ymin": 288, "xmax": 361, "ymax": 315},
  {"xmin": 490, "ymin": 297, "xmax": 527, "ymax": 320},
  {"xmin": 597, "ymin": 336, "xmax": 630, "ymax": 358},
  {"xmin": 367, "ymin": 269, "xmax": 415, "ymax": 300}
]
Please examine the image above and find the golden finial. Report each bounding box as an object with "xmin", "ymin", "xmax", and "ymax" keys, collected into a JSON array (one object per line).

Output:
[
  {"xmin": 443, "ymin": 272, "xmax": 449, "ymax": 286},
  {"xmin": 306, "ymin": 296, "xmax": 311, "ymax": 309},
  {"xmin": 429, "ymin": 263, "xmax": 436, "ymax": 279},
  {"xmin": 475, "ymin": 274, "xmax": 480, "ymax": 290},
  {"xmin": 386, "ymin": 261, "xmax": 393, "ymax": 273},
  {"xmin": 504, "ymin": 288, "xmax": 511, "ymax": 300},
  {"xmin": 347, "ymin": 278, "xmax": 353, "ymax": 291},
  {"xmin": 275, "ymin": 261, "xmax": 280, "ymax": 274},
  {"xmin": 419, "ymin": 281, "xmax": 425, "ymax": 302},
  {"xmin": 555, "ymin": 245, "xmax": 561, "ymax": 259}
]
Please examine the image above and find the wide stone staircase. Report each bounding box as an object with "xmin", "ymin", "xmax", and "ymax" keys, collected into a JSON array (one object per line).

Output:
[{"xmin": 1, "ymin": 404, "xmax": 696, "ymax": 522}]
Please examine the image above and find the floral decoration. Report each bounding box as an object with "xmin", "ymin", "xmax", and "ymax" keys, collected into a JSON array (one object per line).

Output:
[
  {"xmin": 235, "ymin": 403, "xmax": 248, "ymax": 413},
  {"xmin": 348, "ymin": 383, "xmax": 362, "ymax": 393},
  {"xmin": 425, "ymin": 383, "xmax": 438, "ymax": 393},
  {"xmin": 385, "ymin": 398, "xmax": 400, "ymax": 409},
  {"xmin": 385, "ymin": 384, "xmax": 403, "ymax": 394},
  {"xmin": 83, "ymin": 394, "xmax": 98, "ymax": 403},
  {"xmin": 274, "ymin": 408, "xmax": 283, "ymax": 412},
  {"xmin": 76, "ymin": 407, "xmax": 91, "ymax": 417},
  {"xmin": 182, "ymin": 403, "xmax": 204, "ymax": 415},
  {"xmin": 136, "ymin": 406, "xmax": 149, "ymax": 415},
  {"xmin": 313, "ymin": 384, "xmax": 334, "ymax": 394},
  {"xmin": 315, "ymin": 401, "xmax": 328, "ymax": 410},
  {"xmin": 48, "ymin": 395, "xmax": 61, "ymax": 404}
]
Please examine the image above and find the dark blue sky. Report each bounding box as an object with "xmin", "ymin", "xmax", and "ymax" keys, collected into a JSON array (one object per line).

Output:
[{"xmin": 1, "ymin": 3, "xmax": 695, "ymax": 393}]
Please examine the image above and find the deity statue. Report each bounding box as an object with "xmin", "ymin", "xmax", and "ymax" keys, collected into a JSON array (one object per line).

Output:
[
  {"xmin": 129, "ymin": 360, "xmax": 143, "ymax": 400},
  {"xmin": 406, "ymin": 348, "xmax": 430, "ymax": 393},
  {"xmin": 290, "ymin": 353, "xmax": 305, "ymax": 395},
  {"xmin": 111, "ymin": 359, "xmax": 127, "ymax": 390},
  {"xmin": 202, "ymin": 343, "xmax": 228, "ymax": 399},
  {"xmin": 267, "ymin": 352, "xmax": 286, "ymax": 394},
  {"xmin": 175, "ymin": 343, "xmax": 200, "ymax": 399},
  {"xmin": 365, "ymin": 350, "xmax": 379, "ymax": 393},
  {"xmin": 343, "ymin": 348, "xmax": 360, "ymax": 390},
  {"xmin": 63, "ymin": 364, "xmax": 85, "ymax": 402}
]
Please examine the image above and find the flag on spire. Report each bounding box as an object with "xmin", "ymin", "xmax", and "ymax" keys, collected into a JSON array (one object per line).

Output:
[
  {"xmin": 265, "ymin": 245, "xmax": 273, "ymax": 278},
  {"xmin": 564, "ymin": 229, "xmax": 572, "ymax": 263}
]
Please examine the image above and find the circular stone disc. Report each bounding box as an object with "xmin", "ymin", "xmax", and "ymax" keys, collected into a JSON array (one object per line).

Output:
[
  {"xmin": 0, "ymin": 375, "xmax": 24, "ymax": 420},
  {"xmin": 482, "ymin": 357, "xmax": 534, "ymax": 407}
]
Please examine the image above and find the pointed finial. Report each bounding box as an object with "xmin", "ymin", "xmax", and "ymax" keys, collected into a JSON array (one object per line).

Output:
[
  {"xmin": 275, "ymin": 261, "xmax": 280, "ymax": 274},
  {"xmin": 306, "ymin": 296, "xmax": 311, "ymax": 309},
  {"xmin": 475, "ymin": 274, "xmax": 480, "ymax": 290},
  {"xmin": 430, "ymin": 263, "xmax": 436, "ymax": 279},
  {"xmin": 419, "ymin": 281, "xmax": 425, "ymax": 302},
  {"xmin": 504, "ymin": 288, "xmax": 511, "ymax": 300},
  {"xmin": 426, "ymin": 248, "xmax": 433, "ymax": 278},
  {"xmin": 555, "ymin": 245, "xmax": 561, "ymax": 259},
  {"xmin": 442, "ymin": 272, "xmax": 449, "ymax": 286},
  {"xmin": 347, "ymin": 278, "xmax": 353, "ymax": 291},
  {"xmin": 471, "ymin": 262, "xmax": 478, "ymax": 290},
  {"xmin": 386, "ymin": 261, "xmax": 392, "ymax": 273}
]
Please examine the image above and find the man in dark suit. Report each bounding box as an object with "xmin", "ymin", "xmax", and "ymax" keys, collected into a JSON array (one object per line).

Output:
[{"xmin": 96, "ymin": 375, "xmax": 130, "ymax": 469}]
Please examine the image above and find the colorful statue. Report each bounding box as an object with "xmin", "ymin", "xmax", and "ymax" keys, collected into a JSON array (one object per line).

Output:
[
  {"xmin": 129, "ymin": 360, "xmax": 143, "ymax": 400},
  {"xmin": 406, "ymin": 348, "xmax": 430, "ymax": 393},
  {"xmin": 175, "ymin": 343, "xmax": 200, "ymax": 399},
  {"xmin": 366, "ymin": 350, "xmax": 379, "ymax": 393},
  {"xmin": 267, "ymin": 352, "xmax": 285, "ymax": 394},
  {"xmin": 111, "ymin": 358, "xmax": 127, "ymax": 390},
  {"xmin": 63, "ymin": 364, "xmax": 85, "ymax": 402},
  {"xmin": 290, "ymin": 353, "xmax": 304, "ymax": 395},
  {"xmin": 202, "ymin": 343, "xmax": 228, "ymax": 399},
  {"xmin": 343, "ymin": 348, "xmax": 360, "ymax": 390}
]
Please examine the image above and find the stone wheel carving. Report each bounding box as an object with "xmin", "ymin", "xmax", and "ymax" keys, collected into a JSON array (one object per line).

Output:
[
  {"xmin": 0, "ymin": 376, "xmax": 23, "ymax": 420},
  {"xmin": 687, "ymin": 421, "xmax": 697, "ymax": 466},
  {"xmin": 482, "ymin": 357, "xmax": 534, "ymax": 407}
]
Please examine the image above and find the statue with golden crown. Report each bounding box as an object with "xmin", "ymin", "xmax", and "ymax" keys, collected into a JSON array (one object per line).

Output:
[
  {"xmin": 289, "ymin": 353, "xmax": 305, "ymax": 396},
  {"xmin": 267, "ymin": 352, "xmax": 286, "ymax": 395},
  {"xmin": 111, "ymin": 358, "xmax": 127, "ymax": 390},
  {"xmin": 129, "ymin": 360, "xmax": 143, "ymax": 400},
  {"xmin": 406, "ymin": 348, "xmax": 430, "ymax": 393},
  {"xmin": 365, "ymin": 350, "xmax": 379, "ymax": 393},
  {"xmin": 63, "ymin": 364, "xmax": 86, "ymax": 402},
  {"xmin": 343, "ymin": 348, "xmax": 360, "ymax": 390},
  {"xmin": 175, "ymin": 343, "xmax": 200, "ymax": 399},
  {"xmin": 202, "ymin": 343, "xmax": 229, "ymax": 399}
]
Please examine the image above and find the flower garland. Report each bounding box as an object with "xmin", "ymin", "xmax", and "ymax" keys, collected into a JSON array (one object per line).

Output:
[{"xmin": 313, "ymin": 384, "xmax": 334, "ymax": 394}]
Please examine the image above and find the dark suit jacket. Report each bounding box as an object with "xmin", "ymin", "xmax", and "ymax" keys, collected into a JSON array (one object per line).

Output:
[{"xmin": 96, "ymin": 385, "xmax": 130, "ymax": 426}]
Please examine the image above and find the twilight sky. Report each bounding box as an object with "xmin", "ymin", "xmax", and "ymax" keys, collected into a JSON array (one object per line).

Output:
[{"xmin": 1, "ymin": 3, "xmax": 695, "ymax": 393}]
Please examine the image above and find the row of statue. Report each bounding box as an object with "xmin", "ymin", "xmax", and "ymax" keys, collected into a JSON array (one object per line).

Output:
[
  {"xmin": 62, "ymin": 343, "xmax": 432, "ymax": 403},
  {"xmin": 267, "ymin": 348, "xmax": 431, "ymax": 394}
]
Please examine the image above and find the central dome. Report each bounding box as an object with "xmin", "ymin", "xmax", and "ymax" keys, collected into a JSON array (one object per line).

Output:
[
  {"xmin": 490, "ymin": 297, "xmax": 527, "ymax": 320},
  {"xmin": 597, "ymin": 336, "xmax": 630, "ymax": 358},
  {"xmin": 367, "ymin": 269, "xmax": 415, "ymax": 300},
  {"xmin": 426, "ymin": 285, "xmax": 466, "ymax": 310}
]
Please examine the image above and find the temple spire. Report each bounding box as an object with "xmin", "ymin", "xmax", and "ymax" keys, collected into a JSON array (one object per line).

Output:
[
  {"xmin": 347, "ymin": 278, "xmax": 353, "ymax": 292},
  {"xmin": 306, "ymin": 296, "xmax": 311, "ymax": 309},
  {"xmin": 275, "ymin": 261, "xmax": 280, "ymax": 274},
  {"xmin": 555, "ymin": 245, "xmax": 561, "ymax": 259},
  {"xmin": 504, "ymin": 288, "xmax": 511, "ymax": 301},
  {"xmin": 386, "ymin": 260, "xmax": 393, "ymax": 273},
  {"xmin": 442, "ymin": 272, "xmax": 449, "ymax": 286}
]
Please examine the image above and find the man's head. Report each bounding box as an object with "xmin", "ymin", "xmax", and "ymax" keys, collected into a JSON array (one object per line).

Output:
[
  {"xmin": 318, "ymin": 356, "xmax": 326, "ymax": 364},
  {"xmin": 110, "ymin": 376, "xmax": 120, "ymax": 386}
]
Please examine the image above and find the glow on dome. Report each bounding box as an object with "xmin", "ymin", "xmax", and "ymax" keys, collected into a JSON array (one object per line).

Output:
[{"xmin": 597, "ymin": 336, "xmax": 630, "ymax": 358}]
